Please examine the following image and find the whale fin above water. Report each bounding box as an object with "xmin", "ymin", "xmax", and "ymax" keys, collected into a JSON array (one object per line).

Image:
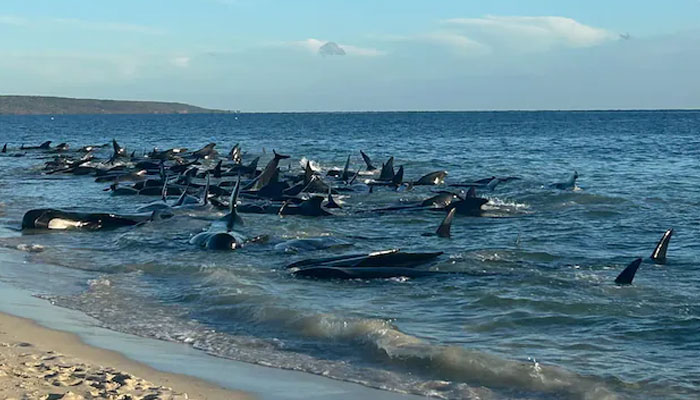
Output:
[
  {"xmin": 2, "ymin": 143, "xmax": 6, "ymax": 153},
  {"xmin": 615, "ymin": 258, "xmax": 642, "ymax": 285},
  {"xmin": 304, "ymin": 160, "xmax": 314, "ymax": 185},
  {"xmin": 201, "ymin": 173, "xmax": 211, "ymax": 205},
  {"xmin": 465, "ymin": 187, "xmax": 476, "ymax": 198},
  {"xmin": 341, "ymin": 155, "xmax": 351, "ymax": 182},
  {"xmin": 379, "ymin": 157, "xmax": 395, "ymax": 181},
  {"xmin": 392, "ymin": 165, "xmax": 404, "ymax": 186},
  {"xmin": 230, "ymin": 143, "xmax": 241, "ymax": 163},
  {"xmin": 224, "ymin": 176, "xmax": 244, "ymax": 231},
  {"xmin": 112, "ymin": 139, "xmax": 125, "ymax": 157},
  {"xmin": 551, "ymin": 170, "xmax": 578, "ymax": 190},
  {"xmin": 360, "ymin": 150, "xmax": 376, "ymax": 171},
  {"xmin": 326, "ymin": 187, "xmax": 342, "ymax": 209},
  {"xmin": 650, "ymin": 228, "xmax": 673, "ymax": 264},
  {"xmin": 436, "ymin": 208, "xmax": 456, "ymax": 238}
]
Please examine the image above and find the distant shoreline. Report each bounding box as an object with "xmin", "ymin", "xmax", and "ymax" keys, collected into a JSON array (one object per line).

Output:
[
  {"xmin": 1, "ymin": 95, "xmax": 697, "ymax": 115},
  {"xmin": 0, "ymin": 95, "xmax": 230, "ymax": 115}
]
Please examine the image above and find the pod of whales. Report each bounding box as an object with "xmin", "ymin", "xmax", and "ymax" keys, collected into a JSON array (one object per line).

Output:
[{"xmin": 11, "ymin": 138, "xmax": 678, "ymax": 286}]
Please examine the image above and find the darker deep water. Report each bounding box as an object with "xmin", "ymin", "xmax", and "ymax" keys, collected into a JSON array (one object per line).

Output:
[{"xmin": 1, "ymin": 111, "xmax": 699, "ymax": 399}]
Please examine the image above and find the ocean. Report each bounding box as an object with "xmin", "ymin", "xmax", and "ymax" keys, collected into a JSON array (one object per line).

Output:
[{"xmin": 1, "ymin": 111, "xmax": 699, "ymax": 399}]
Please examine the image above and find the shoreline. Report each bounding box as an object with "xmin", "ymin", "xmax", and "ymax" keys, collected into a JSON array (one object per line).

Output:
[
  {"xmin": 0, "ymin": 248, "xmax": 421, "ymax": 400},
  {"xmin": 0, "ymin": 311, "xmax": 250, "ymax": 400}
]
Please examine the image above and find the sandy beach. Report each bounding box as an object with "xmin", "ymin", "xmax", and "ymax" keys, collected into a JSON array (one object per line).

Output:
[{"xmin": 0, "ymin": 311, "xmax": 251, "ymax": 400}]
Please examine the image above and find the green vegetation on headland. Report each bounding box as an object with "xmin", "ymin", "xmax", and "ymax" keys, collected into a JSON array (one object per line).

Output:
[{"xmin": 0, "ymin": 95, "xmax": 228, "ymax": 115}]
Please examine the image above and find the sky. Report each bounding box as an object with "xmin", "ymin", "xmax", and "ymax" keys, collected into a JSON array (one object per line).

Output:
[{"xmin": 1, "ymin": 0, "xmax": 699, "ymax": 111}]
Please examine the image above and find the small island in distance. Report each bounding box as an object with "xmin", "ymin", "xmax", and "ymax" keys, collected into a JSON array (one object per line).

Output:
[{"xmin": 0, "ymin": 95, "xmax": 230, "ymax": 115}]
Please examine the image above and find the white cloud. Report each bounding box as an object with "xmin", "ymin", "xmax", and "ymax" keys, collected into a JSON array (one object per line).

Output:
[
  {"xmin": 292, "ymin": 38, "xmax": 385, "ymax": 57},
  {"xmin": 416, "ymin": 32, "xmax": 489, "ymax": 53},
  {"xmin": 171, "ymin": 56, "xmax": 191, "ymax": 68},
  {"xmin": 0, "ymin": 15, "xmax": 27, "ymax": 26},
  {"xmin": 442, "ymin": 16, "xmax": 616, "ymax": 51},
  {"xmin": 0, "ymin": 15, "xmax": 164, "ymax": 35},
  {"xmin": 50, "ymin": 18, "xmax": 165, "ymax": 35}
]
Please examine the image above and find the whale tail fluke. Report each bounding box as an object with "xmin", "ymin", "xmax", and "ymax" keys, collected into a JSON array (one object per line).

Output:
[
  {"xmin": 615, "ymin": 258, "xmax": 642, "ymax": 285},
  {"xmin": 360, "ymin": 150, "xmax": 376, "ymax": 171}
]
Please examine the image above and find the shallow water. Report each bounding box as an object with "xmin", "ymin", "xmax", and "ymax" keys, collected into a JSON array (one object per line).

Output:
[{"xmin": 1, "ymin": 111, "xmax": 699, "ymax": 399}]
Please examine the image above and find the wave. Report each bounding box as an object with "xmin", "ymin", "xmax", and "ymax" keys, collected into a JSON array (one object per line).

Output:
[{"xmin": 47, "ymin": 275, "xmax": 622, "ymax": 400}]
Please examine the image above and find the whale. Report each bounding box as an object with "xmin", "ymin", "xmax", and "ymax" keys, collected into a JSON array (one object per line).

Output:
[
  {"xmin": 21, "ymin": 209, "xmax": 171, "ymax": 231},
  {"xmin": 191, "ymin": 143, "xmax": 218, "ymax": 159},
  {"xmin": 414, "ymin": 171, "xmax": 448, "ymax": 186},
  {"xmin": 246, "ymin": 150, "xmax": 290, "ymax": 191},
  {"xmin": 189, "ymin": 176, "xmax": 266, "ymax": 250},
  {"xmin": 650, "ymin": 228, "xmax": 673, "ymax": 264},
  {"xmin": 287, "ymin": 249, "xmax": 444, "ymax": 279},
  {"xmin": 551, "ymin": 171, "xmax": 578, "ymax": 190},
  {"xmin": 279, "ymin": 196, "xmax": 332, "ymax": 217},
  {"xmin": 21, "ymin": 141, "xmax": 52, "ymax": 150}
]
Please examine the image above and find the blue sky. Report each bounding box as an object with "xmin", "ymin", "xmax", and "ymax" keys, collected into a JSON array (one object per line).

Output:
[{"xmin": 1, "ymin": 0, "xmax": 699, "ymax": 111}]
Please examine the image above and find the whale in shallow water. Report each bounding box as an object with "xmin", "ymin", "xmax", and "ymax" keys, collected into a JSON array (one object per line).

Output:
[
  {"xmin": 21, "ymin": 141, "xmax": 52, "ymax": 150},
  {"xmin": 414, "ymin": 171, "xmax": 448, "ymax": 186},
  {"xmin": 288, "ymin": 249, "xmax": 444, "ymax": 279},
  {"xmin": 550, "ymin": 171, "xmax": 578, "ymax": 190},
  {"xmin": 279, "ymin": 196, "xmax": 332, "ymax": 217},
  {"xmin": 650, "ymin": 228, "xmax": 673, "ymax": 264},
  {"xmin": 189, "ymin": 176, "xmax": 265, "ymax": 250},
  {"xmin": 21, "ymin": 209, "xmax": 171, "ymax": 231},
  {"xmin": 246, "ymin": 150, "xmax": 290, "ymax": 191}
]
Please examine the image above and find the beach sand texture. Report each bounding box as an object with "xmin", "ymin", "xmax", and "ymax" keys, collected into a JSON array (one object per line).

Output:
[{"xmin": 0, "ymin": 311, "xmax": 250, "ymax": 400}]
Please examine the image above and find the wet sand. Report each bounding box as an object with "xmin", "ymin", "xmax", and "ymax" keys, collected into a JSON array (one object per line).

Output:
[{"xmin": 0, "ymin": 311, "xmax": 251, "ymax": 400}]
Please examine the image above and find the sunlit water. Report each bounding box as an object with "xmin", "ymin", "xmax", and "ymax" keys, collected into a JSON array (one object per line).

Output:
[{"xmin": 1, "ymin": 111, "xmax": 699, "ymax": 399}]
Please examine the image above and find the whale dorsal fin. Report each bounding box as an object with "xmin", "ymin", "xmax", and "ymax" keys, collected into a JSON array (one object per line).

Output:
[
  {"xmin": 650, "ymin": 228, "xmax": 673, "ymax": 264},
  {"xmin": 379, "ymin": 157, "xmax": 395, "ymax": 181},
  {"xmin": 341, "ymin": 155, "xmax": 351, "ymax": 182},
  {"xmin": 615, "ymin": 258, "xmax": 642, "ymax": 285},
  {"xmin": 326, "ymin": 186, "xmax": 342, "ymax": 209},
  {"xmin": 392, "ymin": 165, "xmax": 404, "ymax": 186},
  {"xmin": 304, "ymin": 160, "xmax": 314, "ymax": 185},
  {"xmin": 247, "ymin": 156, "xmax": 259, "ymax": 171},
  {"xmin": 202, "ymin": 173, "xmax": 210, "ymax": 205},
  {"xmin": 436, "ymin": 208, "xmax": 456, "ymax": 238},
  {"xmin": 225, "ymin": 176, "xmax": 243, "ymax": 232}
]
